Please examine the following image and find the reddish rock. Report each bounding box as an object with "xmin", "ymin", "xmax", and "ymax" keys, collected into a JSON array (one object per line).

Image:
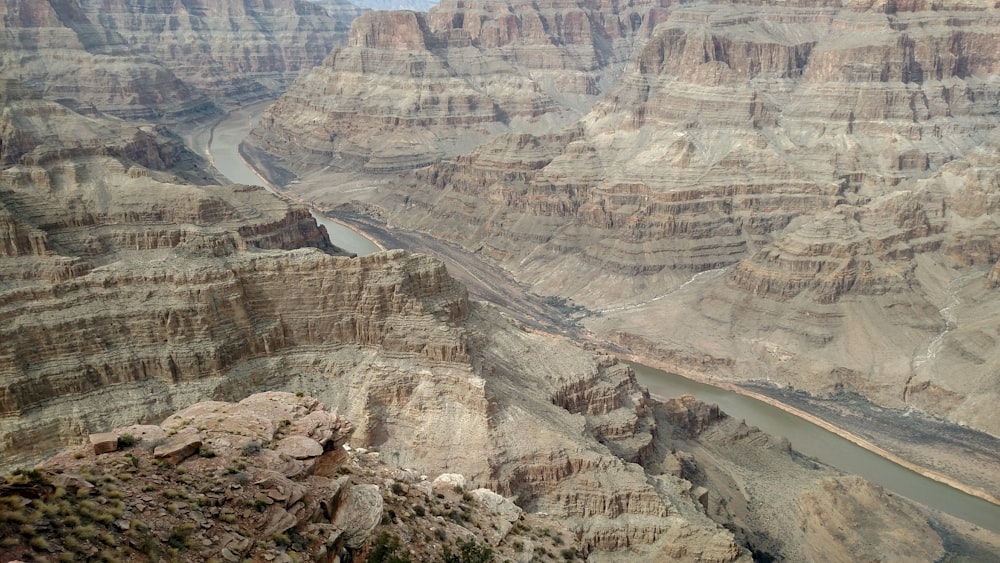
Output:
[{"xmin": 89, "ymin": 433, "xmax": 118, "ymax": 455}]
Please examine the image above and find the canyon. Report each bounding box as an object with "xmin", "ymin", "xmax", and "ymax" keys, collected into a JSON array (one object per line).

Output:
[
  {"xmin": 2, "ymin": 0, "xmax": 1000, "ymax": 561},
  {"xmin": 246, "ymin": 0, "xmax": 1000, "ymax": 504}
]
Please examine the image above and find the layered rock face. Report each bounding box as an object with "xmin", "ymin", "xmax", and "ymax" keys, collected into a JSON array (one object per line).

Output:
[
  {"xmin": 77, "ymin": 0, "xmax": 361, "ymax": 107},
  {"xmin": 0, "ymin": 0, "xmax": 217, "ymax": 122},
  {"xmin": 0, "ymin": 98, "xmax": 471, "ymax": 465},
  {"xmin": 244, "ymin": 0, "xmax": 673, "ymax": 175},
  {"xmin": 0, "ymin": 94, "xmax": 737, "ymax": 560},
  {"xmin": 265, "ymin": 1, "xmax": 1000, "ymax": 438}
]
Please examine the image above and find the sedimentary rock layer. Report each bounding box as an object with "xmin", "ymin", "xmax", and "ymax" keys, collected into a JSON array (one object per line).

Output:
[
  {"xmin": 244, "ymin": 0, "xmax": 674, "ymax": 175},
  {"xmin": 77, "ymin": 0, "xmax": 360, "ymax": 107},
  {"xmin": 0, "ymin": 0, "xmax": 218, "ymax": 122},
  {"xmin": 265, "ymin": 0, "xmax": 1000, "ymax": 438}
]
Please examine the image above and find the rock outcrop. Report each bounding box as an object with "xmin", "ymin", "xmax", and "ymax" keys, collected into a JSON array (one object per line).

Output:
[{"xmin": 0, "ymin": 98, "xmax": 472, "ymax": 466}]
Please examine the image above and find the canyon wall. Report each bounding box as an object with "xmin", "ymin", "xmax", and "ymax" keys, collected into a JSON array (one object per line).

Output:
[
  {"xmin": 0, "ymin": 0, "xmax": 357, "ymax": 123},
  {"xmin": 0, "ymin": 0, "xmax": 217, "ymax": 122},
  {"xmin": 244, "ymin": 0, "xmax": 675, "ymax": 176},
  {"xmin": 255, "ymin": 0, "xmax": 1000, "ymax": 439},
  {"xmin": 77, "ymin": 0, "xmax": 361, "ymax": 107}
]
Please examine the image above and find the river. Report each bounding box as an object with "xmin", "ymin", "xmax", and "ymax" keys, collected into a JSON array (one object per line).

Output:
[
  {"xmin": 197, "ymin": 104, "xmax": 1000, "ymax": 535},
  {"xmin": 634, "ymin": 362, "xmax": 1000, "ymax": 534},
  {"xmin": 192, "ymin": 102, "xmax": 382, "ymax": 256}
]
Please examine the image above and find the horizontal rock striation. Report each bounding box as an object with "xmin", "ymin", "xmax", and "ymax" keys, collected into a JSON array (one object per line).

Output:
[
  {"xmin": 0, "ymin": 100, "xmax": 470, "ymax": 464},
  {"xmin": 0, "ymin": 0, "xmax": 218, "ymax": 123},
  {"xmin": 343, "ymin": 1, "xmax": 999, "ymax": 302},
  {"xmin": 244, "ymin": 0, "xmax": 674, "ymax": 175},
  {"xmin": 280, "ymin": 1, "xmax": 1000, "ymax": 439},
  {"xmin": 77, "ymin": 0, "xmax": 360, "ymax": 107}
]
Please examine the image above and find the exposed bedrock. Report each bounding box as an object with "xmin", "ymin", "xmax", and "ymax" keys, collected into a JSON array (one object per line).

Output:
[
  {"xmin": 0, "ymin": 0, "xmax": 219, "ymax": 122},
  {"xmin": 244, "ymin": 0, "xmax": 675, "ymax": 176},
  {"xmin": 76, "ymin": 0, "xmax": 360, "ymax": 107},
  {"xmin": 257, "ymin": 1, "xmax": 1000, "ymax": 438}
]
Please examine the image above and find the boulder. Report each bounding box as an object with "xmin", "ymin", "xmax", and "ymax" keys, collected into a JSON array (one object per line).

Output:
[
  {"xmin": 153, "ymin": 434, "xmax": 203, "ymax": 465},
  {"xmin": 89, "ymin": 433, "xmax": 118, "ymax": 455},
  {"xmin": 470, "ymin": 488, "xmax": 522, "ymax": 544},
  {"xmin": 276, "ymin": 436, "xmax": 324, "ymax": 460},
  {"xmin": 332, "ymin": 484, "xmax": 383, "ymax": 548},
  {"xmin": 432, "ymin": 473, "xmax": 467, "ymax": 492}
]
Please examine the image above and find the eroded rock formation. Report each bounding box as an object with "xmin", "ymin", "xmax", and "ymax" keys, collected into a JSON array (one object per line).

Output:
[
  {"xmin": 255, "ymin": 0, "xmax": 1000, "ymax": 445},
  {"xmin": 244, "ymin": 0, "xmax": 674, "ymax": 175},
  {"xmin": 0, "ymin": 0, "xmax": 217, "ymax": 122},
  {"xmin": 77, "ymin": 0, "xmax": 360, "ymax": 107}
]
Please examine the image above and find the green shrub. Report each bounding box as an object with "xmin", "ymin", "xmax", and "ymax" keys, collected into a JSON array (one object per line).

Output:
[
  {"xmin": 366, "ymin": 532, "xmax": 412, "ymax": 563},
  {"xmin": 441, "ymin": 539, "xmax": 494, "ymax": 563},
  {"xmin": 116, "ymin": 434, "xmax": 136, "ymax": 448},
  {"xmin": 274, "ymin": 533, "xmax": 291, "ymax": 547},
  {"xmin": 29, "ymin": 534, "xmax": 50, "ymax": 551}
]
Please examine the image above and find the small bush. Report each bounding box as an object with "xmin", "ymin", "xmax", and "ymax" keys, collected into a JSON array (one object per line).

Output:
[
  {"xmin": 167, "ymin": 523, "xmax": 196, "ymax": 548},
  {"xmin": 414, "ymin": 505, "xmax": 426, "ymax": 517},
  {"xmin": 366, "ymin": 532, "xmax": 412, "ymax": 563},
  {"xmin": 198, "ymin": 447, "xmax": 217, "ymax": 458},
  {"xmin": 274, "ymin": 533, "xmax": 291, "ymax": 547},
  {"xmin": 29, "ymin": 534, "xmax": 50, "ymax": 551},
  {"xmin": 117, "ymin": 434, "xmax": 137, "ymax": 449},
  {"xmin": 241, "ymin": 442, "xmax": 262, "ymax": 456},
  {"xmin": 391, "ymin": 482, "xmax": 406, "ymax": 496},
  {"xmin": 441, "ymin": 539, "xmax": 494, "ymax": 563}
]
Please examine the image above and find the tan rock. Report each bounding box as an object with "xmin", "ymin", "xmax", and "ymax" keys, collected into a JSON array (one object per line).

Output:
[
  {"xmin": 332, "ymin": 484, "xmax": 384, "ymax": 548},
  {"xmin": 153, "ymin": 434, "xmax": 203, "ymax": 465},
  {"xmin": 432, "ymin": 473, "xmax": 467, "ymax": 492},
  {"xmin": 89, "ymin": 433, "xmax": 119, "ymax": 455},
  {"xmin": 276, "ymin": 436, "xmax": 324, "ymax": 460},
  {"xmin": 50, "ymin": 473, "xmax": 95, "ymax": 494}
]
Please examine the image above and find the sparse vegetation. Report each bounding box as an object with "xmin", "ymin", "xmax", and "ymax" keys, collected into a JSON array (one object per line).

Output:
[
  {"xmin": 116, "ymin": 434, "xmax": 137, "ymax": 449},
  {"xmin": 441, "ymin": 538, "xmax": 494, "ymax": 563},
  {"xmin": 367, "ymin": 531, "xmax": 412, "ymax": 563},
  {"xmin": 241, "ymin": 442, "xmax": 262, "ymax": 456}
]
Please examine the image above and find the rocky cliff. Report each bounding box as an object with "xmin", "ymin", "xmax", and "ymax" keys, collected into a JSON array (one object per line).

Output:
[
  {"xmin": 0, "ymin": 0, "xmax": 217, "ymax": 122},
  {"xmin": 243, "ymin": 0, "xmax": 674, "ymax": 176},
  {"xmin": 255, "ymin": 0, "xmax": 1000, "ymax": 446},
  {"xmin": 5, "ymin": 386, "xmax": 996, "ymax": 563},
  {"xmin": 77, "ymin": 0, "xmax": 361, "ymax": 107},
  {"xmin": 5, "ymin": 90, "xmax": 984, "ymax": 562}
]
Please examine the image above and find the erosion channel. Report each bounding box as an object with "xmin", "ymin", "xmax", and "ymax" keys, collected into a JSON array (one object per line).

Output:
[{"xmin": 200, "ymin": 103, "xmax": 1000, "ymax": 536}]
